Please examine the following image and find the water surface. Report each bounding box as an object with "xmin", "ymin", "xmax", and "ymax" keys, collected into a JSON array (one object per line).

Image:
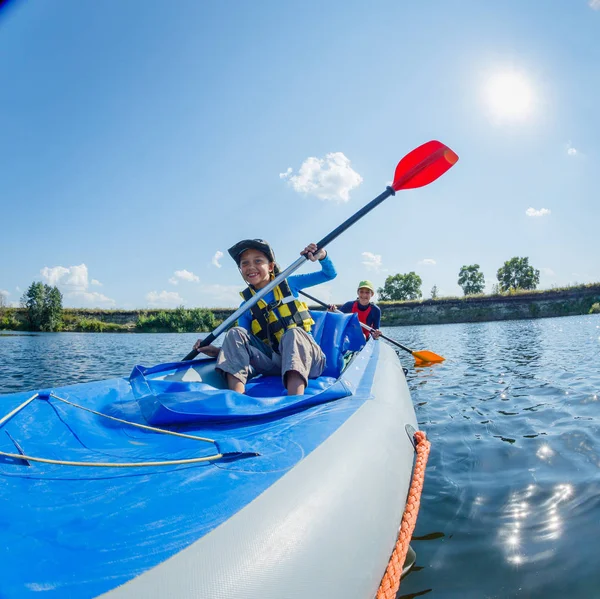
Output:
[{"xmin": 1, "ymin": 315, "xmax": 599, "ymax": 598}]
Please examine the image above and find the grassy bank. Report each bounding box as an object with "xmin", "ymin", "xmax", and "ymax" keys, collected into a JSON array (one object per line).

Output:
[
  {"xmin": 2, "ymin": 284, "xmax": 599, "ymax": 332},
  {"xmin": 379, "ymin": 283, "xmax": 600, "ymax": 326},
  {"xmin": 0, "ymin": 307, "xmax": 218, "ymax": 333}
]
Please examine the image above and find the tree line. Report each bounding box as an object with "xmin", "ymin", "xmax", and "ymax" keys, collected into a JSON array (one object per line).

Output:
[
  {"xmin": 378, "ymin": 256, "xmax": 540, "ymax": 301},
  {"xmin": 7, "ymin": 281, "xmax": 215, "ymax": 332}
]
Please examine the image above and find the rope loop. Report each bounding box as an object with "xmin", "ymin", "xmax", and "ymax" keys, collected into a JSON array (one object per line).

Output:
[{"xmin": 376, "ymin": 430, "xmax": 431, "ymax": 599}]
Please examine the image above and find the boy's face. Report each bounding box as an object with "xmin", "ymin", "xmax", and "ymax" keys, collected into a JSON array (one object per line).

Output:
[
  {"xmin": 357, "ymin": 288, "xmax": 374, "ymax": 305},
  {"xmin": 239, "ymin": 248, "xmax": 273, "ymax": 289}
]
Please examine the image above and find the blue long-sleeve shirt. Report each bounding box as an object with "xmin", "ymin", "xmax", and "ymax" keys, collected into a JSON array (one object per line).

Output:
[{"xmin": 238, "ymin": 255, "xmax": 337, "ymax": 332}]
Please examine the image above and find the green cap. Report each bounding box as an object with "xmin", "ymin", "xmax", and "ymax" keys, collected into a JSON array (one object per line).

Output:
[{"xmin": 357, "ymin": 280, "xmax": 375, "ymax": 294}]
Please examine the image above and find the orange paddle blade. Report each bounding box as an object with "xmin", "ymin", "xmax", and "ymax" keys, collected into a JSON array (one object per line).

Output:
[{"xmin": 412, "ymin": 350, "xmax": 445, "ymax": 364}]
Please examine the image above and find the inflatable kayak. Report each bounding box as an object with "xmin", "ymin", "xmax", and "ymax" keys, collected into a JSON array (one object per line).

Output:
[{"xmin": 0, "ymin": 311, "xmax": 419, "ymax": 598}]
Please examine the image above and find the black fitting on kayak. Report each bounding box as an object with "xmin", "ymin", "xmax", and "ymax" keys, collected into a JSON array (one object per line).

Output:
[
  {"xmin": 405, "ymin": 424, "xmax": 417, "ymax": 452},
  {"xmin": 386, "ymin": 185, "xmax": 396, "ymax": 196}
]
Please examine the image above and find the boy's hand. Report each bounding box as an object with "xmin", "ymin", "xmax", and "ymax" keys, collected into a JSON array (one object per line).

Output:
[
  {"xmin": 192, "ymin": 341, "xmax": 219, "ymax": 357},
  {"xmin": 301, "ymin": 243, "xmax": 326, "ymax": 262}
]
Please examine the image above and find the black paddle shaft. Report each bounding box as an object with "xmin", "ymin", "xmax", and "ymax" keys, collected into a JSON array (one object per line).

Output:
[{"xmin": 315, "ymin": 187, "xmax": 395, "ymax": 249}]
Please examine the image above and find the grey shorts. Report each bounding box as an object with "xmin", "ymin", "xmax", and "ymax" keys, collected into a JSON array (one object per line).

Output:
[{"xmin": 215, "ymin": 326, "xmax": 326, "ymax": 386}]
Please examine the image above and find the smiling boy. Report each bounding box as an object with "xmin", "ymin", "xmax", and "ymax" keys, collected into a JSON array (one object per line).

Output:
[
  {"xmin": 192, "ymin": 239, "xmax": 336, "ymax": 396},
  {"xmin": 338, "ymin": 280, "xmax": 381, "ymax": 340}
]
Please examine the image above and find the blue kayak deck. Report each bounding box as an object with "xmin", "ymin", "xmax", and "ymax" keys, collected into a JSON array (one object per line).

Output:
[{"xmin": 0, "ymin": 313, "xmax": 379, "ymax": 598}]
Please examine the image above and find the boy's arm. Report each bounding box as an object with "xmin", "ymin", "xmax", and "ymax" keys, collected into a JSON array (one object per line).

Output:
[
  {"xmin": 288, "ymin": 255, "xmax": 337, "ymax": 294},
  {"xmin": 371, "ymin": 305, "xmax": 381, "ymax": 329}
]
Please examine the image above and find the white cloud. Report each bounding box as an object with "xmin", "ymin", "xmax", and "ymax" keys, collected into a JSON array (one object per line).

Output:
[
  {"xmin": 567, "ymin": 145, "xmax": 577, "ymax": 156},
  {"xmin": 526, "ymin": 207, "xmax": 551, "ymax": 217},
  {"xmin": 0, "ymin": 289, "xmax": 9, "ymax": 298},
  {"xmin": 418, "ymin": 258, "xmax": 437, "ymax": 266},
  {"xmin": 146, "ymin": 290, "xmax": 185, "ymax": 308},
  {"xmin": 91, "ymin": 279, "xmax": 102, "ymax": 286},
  {"xmin": 589, "ymin": 0, "xmax": 600, "ymax": 9},
  {"xmin": 168, "ymin": 269, "xmax": 200, "ymax": 285},
  {"xmin": 41, "ymin": 265, "xmax": 72, "ymax": 288},
  {"xmin": 211, "ymin": 251, "xmax": 224, "ymax": 268},
  {"xmin": 281, "ymin": 152, "xmax": 363, "ymax": 202},
  {"xmin": 40, "ymin": 263, "xmax": 115, "ymax": 307},
  {"xmin": 361, "ymin": 251, "xmax": 384, "ymax": 272},
  {"xmin": 541, "ymin": 267, "xmax": 555, "ymax": 277}
]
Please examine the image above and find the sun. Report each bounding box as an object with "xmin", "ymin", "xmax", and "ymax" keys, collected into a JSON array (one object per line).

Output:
[{"xmin": 484, "ymin": 71, "xmax": 534, "ymax": 121}]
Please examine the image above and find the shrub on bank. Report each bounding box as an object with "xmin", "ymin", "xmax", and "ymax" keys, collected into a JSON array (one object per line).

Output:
[
  {"xmin": 0, "ymin": 308, "xmax": 23, "ymax": 331},
  {"xmin": 135, "ymin": 306, "xmax": 216, "ymax": 333},
  {"xmin": 590, "ymin": 303, "xmax": 600, "ymax": 314}
]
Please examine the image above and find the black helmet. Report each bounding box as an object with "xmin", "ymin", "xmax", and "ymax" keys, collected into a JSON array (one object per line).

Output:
[{"xmin": 228, "ymin": 239, "xmax": 276, "ymax": 266}]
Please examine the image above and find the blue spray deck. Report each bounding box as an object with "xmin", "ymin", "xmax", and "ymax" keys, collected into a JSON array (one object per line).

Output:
[{"xmin": 0, "ymin": 312, "xmax": 382, "ymax": 598}]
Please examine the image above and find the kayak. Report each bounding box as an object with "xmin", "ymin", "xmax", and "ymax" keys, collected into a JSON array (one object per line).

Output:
[{"xmin": 0, "ymin": 310, "xmax": 419, "ymax": 599}]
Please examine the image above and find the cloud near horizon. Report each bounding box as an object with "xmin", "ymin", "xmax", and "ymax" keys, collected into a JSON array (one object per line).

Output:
[
  {"xmin": 589, "ymin": 0, "xmax": 600, "ymax": 10},
  {"xmin": 197, "ymin": 284, "xmax": 243, "ymax": 308},
  {"xmin": 418, "ymin": 258, "xmax": 437, "ymax": 266},
  {"xmin": 526, "ymin": 207, "xmax": 551, "ymax": 217},
  {"xmin": 361, "ymin": 251, "xmax": 384, "ymax": 272},
  {"xmin": 40, "ymin": 263, "xmax": 115, "ymax": 307},
  {"xmin": 280, "ymin": 152, "xmax": 363, "ymax": 202},
  {"xmin": 169, "ymin": 269, "xmax": 200, "ymax": 285},
  {"xmin": 146, "ymin": 290, "xmax": 184, "ymax": 308}
]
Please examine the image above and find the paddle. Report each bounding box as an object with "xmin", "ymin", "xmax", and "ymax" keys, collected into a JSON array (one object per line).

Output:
[
  {"xmin": 298, "ymin": 290, "xmax": 445, "ymax": 364},
  {"xmin": 183, "ymin": 140, "xmax": 458, "ymax": 361}
]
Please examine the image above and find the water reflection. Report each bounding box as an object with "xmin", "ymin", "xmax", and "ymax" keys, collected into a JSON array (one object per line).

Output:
[{"xmin": 499, "ymin": 483, "xmax": 574, "ymax": 566}]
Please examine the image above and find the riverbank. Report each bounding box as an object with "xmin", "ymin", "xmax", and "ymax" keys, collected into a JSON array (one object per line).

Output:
[
  {"xmin": 379, "ymin": 283, "xmax": 600, "ymax": 326},
  {"xmin": 2, "ymin": 283, "xmax": 599, "ymax": 332}
]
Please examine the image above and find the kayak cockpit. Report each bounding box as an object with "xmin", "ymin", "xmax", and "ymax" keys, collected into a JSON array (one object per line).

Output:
[{"xmin": 129, "ymin": 311, "xmax": 366, "ymax": 426}]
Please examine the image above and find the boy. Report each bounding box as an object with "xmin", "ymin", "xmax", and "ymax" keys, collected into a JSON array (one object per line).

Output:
[
  {"xmin": 192, "ymin": 239, "xmax": 336, "ymax": 396},
  {"xmin": 338, "ymin": 280, "xmax": 381, "ymax": 340}
]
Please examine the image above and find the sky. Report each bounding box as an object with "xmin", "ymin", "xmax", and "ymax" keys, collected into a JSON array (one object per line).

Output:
[{"xmin": 1, "ymin": 0, "xmax": 599, "ymax": 309}]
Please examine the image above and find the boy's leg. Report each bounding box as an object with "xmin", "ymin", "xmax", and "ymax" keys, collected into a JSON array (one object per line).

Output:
[
  {"xmin": 279, "ymin": 328, "xmax": 326, "ymax": 395},
  {"xmin": 216, "ymin": 327, "xmax": 280, "ymax": 393}
]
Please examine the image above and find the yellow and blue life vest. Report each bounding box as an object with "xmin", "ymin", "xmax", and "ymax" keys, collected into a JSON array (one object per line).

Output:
[{"xmin": 240, "ymin": 280, "xmax": 314, "ymax": 353}]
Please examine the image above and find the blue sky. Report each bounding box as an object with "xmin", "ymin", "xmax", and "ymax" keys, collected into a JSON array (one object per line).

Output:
[{"xmin": 1, "ymin": 0, "xmax": 598, "ymax": 309}]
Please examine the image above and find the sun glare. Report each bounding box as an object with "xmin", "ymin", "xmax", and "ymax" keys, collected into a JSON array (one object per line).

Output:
[{"xmin": 484, "ymin": 71, "xmax": 534, "ymax": 121}]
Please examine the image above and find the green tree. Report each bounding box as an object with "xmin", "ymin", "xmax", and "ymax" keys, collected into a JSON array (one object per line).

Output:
[
  {"xmin": 377, "ymin": 272, "xmax": 422, "ymax": 301},
  {"xmin": 21, "ymin": 282, "xmax": 63, "ymax": 331},
  {"xmin": 496, "ymin": 257, "xmax": 540, "ymax": 292},
  {"xmin": 43, "ymin": 286, "xmax": 63, "ymax": 331},
  {"xmin": 458, "ymin": 264, "xmax": 485, "ymax": 295},
  {"xmin": 430, "ymin": 285, "xmax": 439, "ymax": 300}
]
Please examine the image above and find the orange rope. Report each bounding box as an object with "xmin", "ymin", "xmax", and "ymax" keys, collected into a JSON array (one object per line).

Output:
[{"xmin": 376, "ymin": 430, "xmax": 431, "ymax": 599}]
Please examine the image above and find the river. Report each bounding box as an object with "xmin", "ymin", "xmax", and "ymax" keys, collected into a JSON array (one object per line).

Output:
[{"xmin": 1, "ymin": 314, "xmax": 599, "ymax": 598}]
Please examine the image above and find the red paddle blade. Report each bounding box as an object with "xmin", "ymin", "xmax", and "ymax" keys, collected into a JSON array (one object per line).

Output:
[{"xmin": 392, "ymin": 140, "xmax": 458, "ymax": 192}]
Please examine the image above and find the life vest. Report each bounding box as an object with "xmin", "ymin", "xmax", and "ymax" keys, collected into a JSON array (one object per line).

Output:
[
  {"xmin": 241, "ymin": 280, "xmax": 314, "ymax": 352},
  {"xmin": 352, "ymin": 301, "xmax": 372, "ymax": 339}
]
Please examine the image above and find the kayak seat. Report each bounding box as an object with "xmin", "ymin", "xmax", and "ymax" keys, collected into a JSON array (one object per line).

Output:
[{"xmin": 309, "ymin": 310, "xmax": 365, "ymax": 378}]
